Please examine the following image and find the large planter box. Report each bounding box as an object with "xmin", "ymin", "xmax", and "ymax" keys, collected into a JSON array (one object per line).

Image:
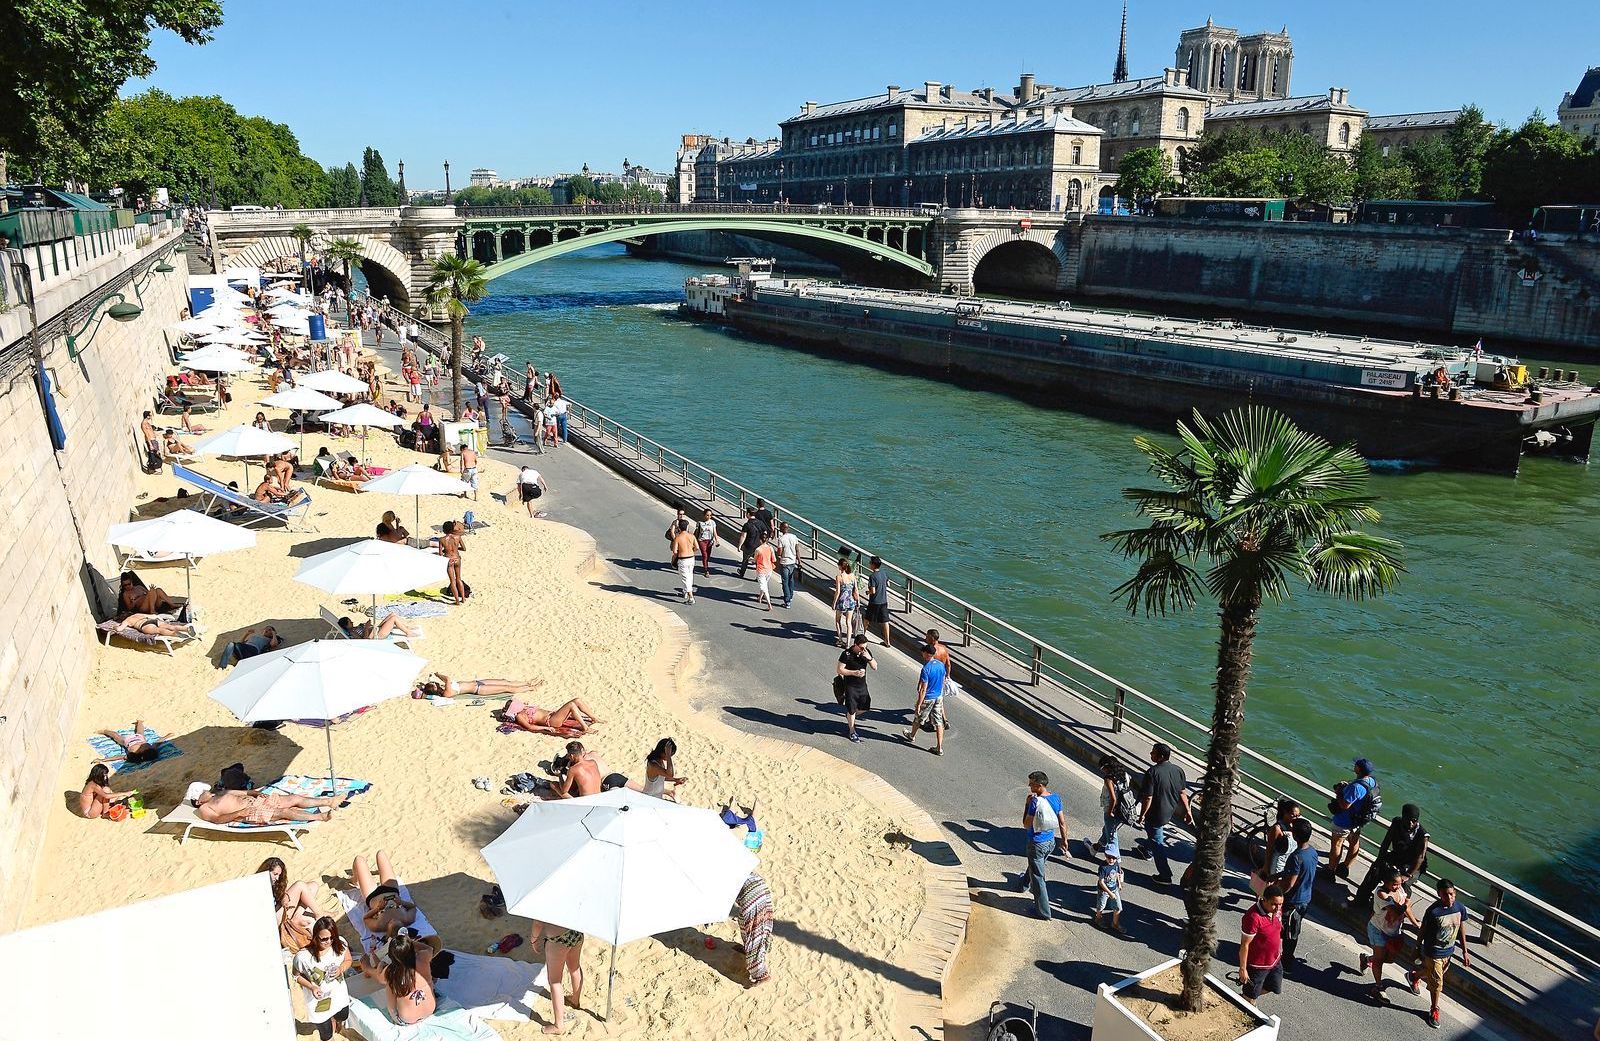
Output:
[{"xmin": 1091, "ymin": 957, "xmax": 1280, "ymax": 1041}]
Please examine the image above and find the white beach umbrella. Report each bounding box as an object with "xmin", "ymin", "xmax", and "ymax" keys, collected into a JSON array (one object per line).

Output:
[
  {"xmin": 294, "ymin": 538, "xmax": 447, "ymax": 615},
  {"xmin": 199, "ymin": 326, "xmax": 267, "ymax": 345},
  {"xmin": 358, "ymin": 462, "xmax": 471, "ymax": 538},
  {"xmin": 170, "ymin": 315, "xmax": 229, "ymax": 335},
  {"xmin": 260, "ymin": 386, "xmax": 344, "ymax": 453},
  {"xmin": 299, "ymin": 369, "xmax": 370, "ymax": 395},
  {"xmin": 482, "ymin": 789, "xmax": 758, "ymax": 1018},
  {"xmin": 321, "ymin": 402, "xmax": 404, "ymax": 463},
  {"xmin": 209, "ymin": 640, "xmax": 425, "ymax": 791},
  {"xmin": 190, "ymin": 423, "xmax": 296, "ymax": 484},
  {"xmin": 0, "ymin": 875, "xmax": 294, "ymax": 1041},
  {"xmin": 182, "ymin": 351, "xmax": 256, "ymax": 375},
  {"xmin": 107, "ymin": 508, "xmax": 256, "ymax": 604}
]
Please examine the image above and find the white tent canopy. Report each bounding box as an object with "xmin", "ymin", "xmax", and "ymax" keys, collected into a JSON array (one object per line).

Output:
[
  {"xmin": 181, "ymin": 350, "xmax": 256, "ymax": 374},
  {"xmin": 259, "ymin": 387, "xmax": 343, "ymax": 412},
  {"xmin": 189, "ymin": 424, "xmax": 296, "ymax": 475},
  {"xmin": 321, "ymin": 402, "xmax": 404, "ymax": 429},
  {"xmin": 0, "ymin": 874, "xmax": 295, "ymax": 1041},
  {"xmin": 359, "ymin": 462, "xmax": 472, "ymax": 537}
]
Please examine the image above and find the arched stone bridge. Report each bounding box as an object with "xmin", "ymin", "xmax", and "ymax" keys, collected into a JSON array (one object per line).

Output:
[{"xmin": 206, "ymin": 204, "xmax": 1083, "ymax": 314}]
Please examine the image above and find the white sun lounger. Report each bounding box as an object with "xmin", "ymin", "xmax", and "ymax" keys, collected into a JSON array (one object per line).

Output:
[
  {"xmin": 162, "ymin": 782, "xmax": 320, "ymax": 850},
  {"xmin": 320, "ymin": 606, "xmax": 421, "ymax": 648},
  {"xmin": 96, "ymin": 618, "xmax": 194, "ymax": 655}
]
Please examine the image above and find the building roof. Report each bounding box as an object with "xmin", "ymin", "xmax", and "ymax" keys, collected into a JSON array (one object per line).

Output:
[
  {"xmin": 1207, "ymin": 93, "xmax": 1366, "ymax": 120},
  {"xmin": 1367, "ymin": 110, "xmax": 1461, "ymax": 131},
  {"xmin": 914, "ymin": 112, "xmax": 1102, "ymax": 143},
  {"xmin": 782, "ymin": 85, "xmax": 1014, "ymax": 124},
  {"xmin": 1564, "ymin": 66, "xmax": 1600, "ymax": 109},
  {"xmin": 1034, "ymin": 74, "xmax": 1209, "ymax": 107}
]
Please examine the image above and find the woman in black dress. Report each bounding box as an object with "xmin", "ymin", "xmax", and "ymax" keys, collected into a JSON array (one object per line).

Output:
[{"xmin": 835, "ymin": 633, "xmax": 877, "ymax": 742}]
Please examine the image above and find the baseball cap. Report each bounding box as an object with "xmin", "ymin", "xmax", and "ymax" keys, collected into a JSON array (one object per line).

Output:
[{"xmin": 1354, "ymin": 758, "xmax": 1375, "ymax": 774}]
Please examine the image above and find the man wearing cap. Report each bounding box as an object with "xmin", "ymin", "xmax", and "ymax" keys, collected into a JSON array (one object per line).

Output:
[{"xmin": 1328, "ymin": 758, "xmax": 1379, "ymax": 880}]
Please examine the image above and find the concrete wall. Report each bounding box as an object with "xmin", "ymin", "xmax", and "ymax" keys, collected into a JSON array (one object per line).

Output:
[{"xmin": 0, "ymin": 229, "xmax": 187, "ymax": 929}]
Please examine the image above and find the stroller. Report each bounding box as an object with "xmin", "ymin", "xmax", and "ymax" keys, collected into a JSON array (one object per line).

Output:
[{"xmin": 986, "ymin": 1002, "xmax": 1038, "ymax": 1041}]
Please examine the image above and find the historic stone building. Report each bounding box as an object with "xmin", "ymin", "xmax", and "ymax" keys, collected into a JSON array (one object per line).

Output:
[
  {"xmin": 1026, "ymin": 68, "xmax": 1210, "ymax": 177},
  {"xmin": 906, "ymin": 109, "xmax": 1103, "ymax": 210},
  {"xmin": 1176, "ymin": 18, "xmax": 1293, "ymax": 102},
  {"xmin": 1364, "ymin": 110, "xmax": 1461, "ymax": 157},
  {"xmin": 1557, "ymin": 67, "xmax": 1600, "ymax": 143},
  {"xmin": 1206, "ymin": 88, "xmax": 1367, "ymax": 154}
]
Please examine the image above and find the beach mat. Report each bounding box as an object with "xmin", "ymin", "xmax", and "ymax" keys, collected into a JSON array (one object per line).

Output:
[
  {"xmin": 87, "ymin": 729, "xmax": 183, "ymax": 774},
  {"xmin": 263, "ymin": 774, "xmax": 373, "ymax": 800},
  {"xmin": 347, "ymin": 952, "xmax": 545, "ymax": 1026},
  {"xmin": 364, "ymin": 601, "xmax": 449, "ymax": 621},
  {"xmin": 347, "ymin": 997, "xmax": 502, "ymax": 1041}
]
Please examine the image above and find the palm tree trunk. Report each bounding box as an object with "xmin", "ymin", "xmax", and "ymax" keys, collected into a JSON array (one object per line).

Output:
[
  {"xmin": 343, "ymin": 261, "xmax": 354, "ymax": 324},
  {"xmin": 449, "ymin": 312, "xmax": 464, "ymax": 420},
  {"xmin": 1178, "ymin": 592, "xmax": 1261, "ymax": 1011}
]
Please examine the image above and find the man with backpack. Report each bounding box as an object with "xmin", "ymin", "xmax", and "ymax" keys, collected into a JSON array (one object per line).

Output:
[{"xmin": 1328, "ymin": 758, "xmax": 1380, "ymax": 880}]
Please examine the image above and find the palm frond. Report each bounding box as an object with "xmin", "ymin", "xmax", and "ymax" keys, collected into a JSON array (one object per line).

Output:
[
  {"xmin": 1307, "ymin": 531, "xmax": 1406, "ymax": 599},
  {"xmin": 1110, "ymin": 552, "xmax": 1204, "ymax": 617}
]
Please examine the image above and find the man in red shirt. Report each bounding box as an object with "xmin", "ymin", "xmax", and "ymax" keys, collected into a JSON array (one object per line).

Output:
[{"xmin": 1239, "ymin": 884, "xmax": 1285, "ymax": 1000}]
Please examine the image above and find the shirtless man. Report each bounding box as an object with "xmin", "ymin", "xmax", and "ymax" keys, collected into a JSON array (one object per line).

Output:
[
  {"xmin": 190, "ymin": 786, "xmax": 340, "ymax": 825},
  {"xmin": 553, "ymin": 741, "xmax": 639, "ymax": 798},
  {"xmin": 139, "ymin": 410, "xmax": 159, "ymax": 455},
  {"xmin": 502, "ymin": 696, "xmax": 602, "ymax": 736},
  {"xmin": 120, "ymin": 613, "xmax": 196, "ymax": 639},
  {"xmin": 459, "ymin": 443, "xmax": 478, "ymax": 501}
]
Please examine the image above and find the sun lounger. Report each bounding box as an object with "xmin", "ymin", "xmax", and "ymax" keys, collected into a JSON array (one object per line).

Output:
[
  {"xmin": 173, "ymin": 462, "xmax": 316, "ymax": 531},
  {"xmin": 162, "ymin": 782, "xmax": 319, "ymax": 850},
  {"xmin": 320, "ymin": 605, "xmax": 419, "ymax": 648},
  {"xmin": 154, "ymin": 391, "xmax": 220, "ymax": 416},
  {"xmin": 96, "ymin": 617, "xmax": 194, "ymax": 655}
]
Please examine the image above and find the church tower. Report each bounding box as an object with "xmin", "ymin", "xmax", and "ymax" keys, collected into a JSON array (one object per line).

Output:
[
  {"xmin": 1175, "ymin": 18, "xmax": 1292, "ymax": 101},
  {"xmin": 1112, "ymin": 2, "xmax": 1129, "ymax": 83}
]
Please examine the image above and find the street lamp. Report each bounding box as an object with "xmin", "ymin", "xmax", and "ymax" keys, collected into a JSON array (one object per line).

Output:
[
  {"xmin": 903, "ymin": 178, "xmax": 913, "ymax": 207},
  {"xmin": 778, "ymin": 162, "xmax": 785, "ymax": 206},
  {"xmin": 943, "ymin": 173, "xmax": 949, "ymax": 207},
  {"xmin": 443, "ymin": 160, "xmax": 452, "ymax": 200}
]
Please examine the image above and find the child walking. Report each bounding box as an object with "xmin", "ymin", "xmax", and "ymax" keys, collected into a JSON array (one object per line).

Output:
[{"xmin": 1095, "ymin": 844, "xmax": 1127, "ymax": 935}]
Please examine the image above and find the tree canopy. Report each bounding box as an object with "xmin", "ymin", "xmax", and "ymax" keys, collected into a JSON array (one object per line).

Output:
[
  {"xmin": 360, "ymin": 147, "xmax": 400, "ymax": 207},
  {"xmin": 1481, "ymin": 113, "xmax": 1598, "ymax": 220},
  {"xmin": 1180, "ymin": 128, "xmax": 1355, "ymax": 204},
  {"xmin": 454, "ymin": 185, "xmax": 555, "ymax": 207},
  {"xmin": 1115, "ymin": 148, "xmax": 1177, "ymax": 204},
  {"xmin": 0, "ymin": 0, "xmax": 222, "ymax": 163},
  {"xmin": 327, "ymin": 162, "xmax": 361, "ymax": 208},
  {"xmin": 563, "ymin": 175, "xmax": 664, "ymax": 206}
]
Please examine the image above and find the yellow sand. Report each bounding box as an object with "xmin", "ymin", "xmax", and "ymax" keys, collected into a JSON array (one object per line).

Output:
[{"xmin": 25, "ymin": 362, "xmax": 922, "ymax": 1039}]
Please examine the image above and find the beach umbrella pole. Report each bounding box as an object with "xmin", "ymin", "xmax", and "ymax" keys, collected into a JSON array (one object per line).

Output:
[
  {"xmin": 605, "ymin": 943, "xmax": 617, "ymax": 1021},
  {"xmin": 324, "ymin": 726, "xmax": 337, "ymax": 798}
]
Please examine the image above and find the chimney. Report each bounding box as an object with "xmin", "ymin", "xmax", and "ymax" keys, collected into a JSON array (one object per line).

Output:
[
  {"xmin": 941, "ymin": 84, "xmax": 953, "ymax": 99},
  {"xmin": 1329, "ymin": 87, "xmax": 1349, "ymax": 105},
  {"xmin": 887, "ymin": 84, "xmax": 900, "ymax": 100},
  {"xmin": 803, "ymin": 101, "xmax": 816, "ymax": 116},
  {"xmin": 924, "ymin": 81, "xmax": 941, "ymax": 100},
  {"xmin": 1019, "ymin": 73, "xmax": 1036, "ymax": 100},
  {"xmin": 980, "ymin": 87, "xmax": 994, "ymax": 103}
]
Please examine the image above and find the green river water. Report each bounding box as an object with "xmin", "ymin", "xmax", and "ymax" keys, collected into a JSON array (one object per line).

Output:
[{"xmin": 461, "ymin": 244, "xmax": 1600, "ymax": 909}]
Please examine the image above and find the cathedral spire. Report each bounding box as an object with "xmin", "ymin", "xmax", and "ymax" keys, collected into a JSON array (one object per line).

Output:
[{"xmin": 1112, "ymin": 2, "xmax": 1129, "ymax": 83}]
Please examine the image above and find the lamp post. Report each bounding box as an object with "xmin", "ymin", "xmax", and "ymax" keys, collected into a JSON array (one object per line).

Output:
[
  {"xmin": 868, "ymin": 176, "xmax": 874, "ymax": 207},
  {"xmin": 943, "ymin": 173, "xmax": 949, "ymax": 207},
  {"xmin": 443, "ymin": 161, "xmax": 452, "ymax": 201},
  {"xmin": 778, "ymin": 162, "xmax": 785, "ymax": 206}
]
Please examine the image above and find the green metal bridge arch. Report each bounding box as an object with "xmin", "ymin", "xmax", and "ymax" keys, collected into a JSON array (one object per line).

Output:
[{"xmin": 467, "ymin": 214, "xmax": 935, "ymax": 282}]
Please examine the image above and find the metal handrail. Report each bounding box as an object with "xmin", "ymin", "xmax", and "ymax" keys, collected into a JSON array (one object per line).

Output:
[
  {"xmin": 357, "ymin": 287, "xmax": 1600, "ymax": 980},
  {"xmin": 457, "ymin": 202, "xmax": 930, "ymax": 220}
]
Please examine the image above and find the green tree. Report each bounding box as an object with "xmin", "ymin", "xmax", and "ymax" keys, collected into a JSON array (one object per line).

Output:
[
  {"xmin": 328, "ymin": 162, "xmax": 361, "ymax": 207},
  {"xmin": 425, "ymin": 255, "xmax": 489, "ymax": 420},
  {"xmin": 564, "ymin": 174, "xmax": 598, "ymax": 203},
  {"xmin": 290, "ymin": 222, "xmax": 314, "ymax": 282},
  {"xmin": 1482, "ymin": 113, "xmax": 1589, "ymax": 220},
  {"xmin": 0, "ymin": 0, "xmax": 222, "ymax": 168},
  {"xmin": 1272, "ymin": 133, "xmax": 1356, "ymax": 204},
  {"xmin": 322, "ymin": 237, "xmax": 365, "ymax": 324},
  {"xmin": 1399, "ymin": 140, "xmax": 1458, "ymax": 201},
  {"xmin": 1352, "ymin": 138, "xmax": 1418, "ymax": 201},
  {"xmin": 1117, "ymin": 148, "xmax": 1177, "ymax": 205},
  {"xmin": 360, "ymin": 147, "xmax": 400, "ymax": 207},
  {"xmin": 1194, "ymin": 147, "xmax": 1285, "ymax": 198},
  {"xmin": 454, "ymin": 185, "xmax": 556, "ymax": 207},
  {"xmin": 1179, "ymin": 126, "xmax": 1264, "ymax": 187},
  {"xmin": 1103, "ymin": 407, "xmax": 1403, "ymax": 1013},
  {"xmin": 1444, "ymin": 105, "xmax": 1497, "ymax": 199}
]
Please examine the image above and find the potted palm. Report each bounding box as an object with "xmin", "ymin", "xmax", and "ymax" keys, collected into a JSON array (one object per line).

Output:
[
  {"xmin": 1093, "ymin": 407, "xmax": 1402, "ymax": 1041},
  {"xmin": 425, "ymin": 254, "xmax": 488, "ymax": 419}
]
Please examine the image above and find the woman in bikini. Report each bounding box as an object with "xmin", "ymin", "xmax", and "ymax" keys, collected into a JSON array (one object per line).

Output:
[
  {"xmin": 260, "ymin": 856, "xmax": 320, "ymax": 951},
  {"xmin": 119, "ymin": 613, "xmax": 198, "ymax": 639},
  {"xmin": 418, "ymin": 673, "xmax": 541, "ymax": 700},
  {"xmin": 95, "ymin": 720, "xmax": 173, "ymax": 766},
  {"xmin": 503, "ymin": 696, "xmax": 603, "ymax": 736},
  {"xmin": 382, "ymin": 934, "xmax": 437, "ymax": 1026},
  {"xmin": 529, "ymin": 920, "xmax": 585, "ymax": 1034},
  {"xmin": 78, "ymin": 764, "xmax": 137, "ymax": 819}
]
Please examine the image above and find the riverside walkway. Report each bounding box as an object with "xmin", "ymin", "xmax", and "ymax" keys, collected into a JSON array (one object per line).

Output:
[{"xmin": 361, "ymin": 321, "xmax": 1589, "ymax": 1041}]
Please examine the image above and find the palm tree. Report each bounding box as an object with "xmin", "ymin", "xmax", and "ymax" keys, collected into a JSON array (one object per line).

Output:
[
  {"xmin": 289, "ymin": 222, "xmax": 314, "ymax": 291},
  {"xmin": 425, "ymin": 254, "xmax": 488, "ymax": 418},
  {"xmin": 322, "ymin": 237, "xmax": 365, "ymax": 323},
  {"xmin": 1101, "ymin": 406, "xmax": 1403, "ymax": 1012}
]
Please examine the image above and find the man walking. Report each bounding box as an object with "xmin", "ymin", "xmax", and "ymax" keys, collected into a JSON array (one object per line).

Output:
[
  {"xmin": 903, "ymin": 644, "xmax": 947, "ymax": 755},
  {"xmin": 1328, "ymin": 758, "xmax": 1380, "ymax": 879},
  {"xmin": 1137, "ymin": 742, "xmax": 1192, "ymax": 884},
  {"xmin": 753, "ymin": 497, "xmax": 775, "ymax": 543},
  {"xmin": 1409, "ymin": 879, "xmax": 1471, "ymax": 1029},
  {"xmin": 671, "ymin": 519, "xmax": 699, "ymax": 604},
  {"xmin": 1019, "ymin": 771, "xmax": 1067, "ymax": 919},
  {"xmin": 736, "ymin": 507, "xmax": 765, "ymax": 580},
  {"xmin": 459, "ymin": 442, "xmax": 478, "ymax": 501},
  {"xmin": 863, "ymin": 555, "xmax": 891, "ymax": 646},
  {"xmin": 1276, "ymin": 819, "xmax": 1319, "ymax": 971},
  {"xmin": 1352, "ymin": 804, "xmax": 1430, "ymax": 908},
  {"xmin": 1240, "ymin": 884, "xmax": 1286, "ymax": 1001},
  {"xmin": 775, "ymin": 521, "xmax": 800, "ymax": 608}
]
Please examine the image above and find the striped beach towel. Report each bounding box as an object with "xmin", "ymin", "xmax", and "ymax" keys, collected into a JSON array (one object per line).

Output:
[
  {"xmin": 262, "ymin": 774, "xmax": 374, "ymax": 801},
  {"xmin": 86, "ymin": 729, "xmax": 183, "ymax": 774}
]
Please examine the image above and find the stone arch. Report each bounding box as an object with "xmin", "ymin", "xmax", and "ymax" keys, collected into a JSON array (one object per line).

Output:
[
  {"xmin": 965, "ymin": 229, "xmax": 1068, "ymax": 296},
  {"xmin": 227, "ymin": 233, "xmax": 413, "ymax": 311}
]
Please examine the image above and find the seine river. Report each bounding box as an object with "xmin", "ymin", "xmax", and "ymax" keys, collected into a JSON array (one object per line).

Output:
[{"xmin": 464, "ymin": 244, "xmax": 1600, "ymax": 908}]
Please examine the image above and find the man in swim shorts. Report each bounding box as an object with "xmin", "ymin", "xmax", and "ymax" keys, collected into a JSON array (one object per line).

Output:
[{"xmin": 192, "ymin": 786, "xmax": 340, "ymax": 825}]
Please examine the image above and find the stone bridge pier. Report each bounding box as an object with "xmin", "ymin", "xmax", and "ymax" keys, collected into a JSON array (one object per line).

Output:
[{"xmin": 930, "ymin": 209, "xmax": 1081, "ymax": 297}]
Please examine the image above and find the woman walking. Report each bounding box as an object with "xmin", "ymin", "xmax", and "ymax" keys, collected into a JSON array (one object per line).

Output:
[
  {"xmin": 835, "ymin": 633, "xmax": 877, "ymax": 742},
  {"xmin": 831, "ymin": 556, "xmax": 858, "ymax": 648},
  {"xmin": 695, "ymin": 508, "xmax": 717, "ymax": 577},
  {"xmin": 529, "ymin": 921, "xmax": 585, "ymax": 1034},
  {"xmin": 293, "ymin": 916, "xmax": 352, "ymax": 1039},
  {"xmin": 1094, "ymin": 757, "xmax": 1136, "ymax": 853},
  {"xmin": 733, "ymin": 872, "xmax": 775, "ymax": 987}
]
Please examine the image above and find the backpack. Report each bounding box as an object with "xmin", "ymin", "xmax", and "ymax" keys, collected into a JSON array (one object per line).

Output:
[
  {"xmin": 1114, "ymin": 775, "xmax": 1143, "ymax": 826},
  {"xmin": 1349, "ymin": 777, "xmax": 1382, "ymax": 829}
]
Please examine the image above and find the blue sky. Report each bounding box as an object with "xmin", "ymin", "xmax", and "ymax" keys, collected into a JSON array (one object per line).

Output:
[{"xmin": 128, "ymin": 0, "xmax": 1592, "ymax": 186}]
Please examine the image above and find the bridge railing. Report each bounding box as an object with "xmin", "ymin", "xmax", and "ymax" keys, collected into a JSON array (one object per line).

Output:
[
  {"xmin": 207, "ymin": 207, "xmax": 403, "ymax": 227},
  {"xmin": 457, "ymin": 202, "xmax": 928, "ymax": 219}
]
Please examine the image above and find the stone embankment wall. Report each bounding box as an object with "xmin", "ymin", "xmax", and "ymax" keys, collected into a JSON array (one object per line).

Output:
[{"xmin": 0, "ymin": 230, "xmax": 187, "ymax": 929}]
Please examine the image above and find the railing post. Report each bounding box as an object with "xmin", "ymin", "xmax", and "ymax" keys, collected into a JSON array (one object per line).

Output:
[
  {"xmin": 1481, "ymin": 884, "xmax": 1506, "ymax": 946},
  {"xmin": 961, "ymin": 606, "xmax": 973, "ymax": 647},
  {"xmin": 708, "ymin": 474, "xmax": 716, "ymax": 502},
  {"xmin": 1030, "ymin": 645, "xmax": 1042, "ymax": 685},
  {"xmin": 654, "ymin": 444, "xmax": 664, "ymax": 471},
  {"xmin": 1112, "ymin": 686, "xmax": 1127, "ymax": 733},
  {"xmin": 808, "ymin": 526, "xmax": 818, "ymax": 561},
  {"xmin": 903, "ymin": 577, "xmax": 913, "ymax": 614},
  {"xmin": 738, "ymin": 489, "xmax": 748, "ymax": 513},
  {"xmin": 681, "ymin": 459, "xmax": 690, "ymax": 486}
]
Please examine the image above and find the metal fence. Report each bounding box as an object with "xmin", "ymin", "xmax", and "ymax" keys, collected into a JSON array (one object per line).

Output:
[
  {"xmin": 457, "ymin": 202, "xmax": 929, "ymax": 219},
  {"xmin": 352, "ymin": 289, "xmax": 1600, "ymax": 990}
]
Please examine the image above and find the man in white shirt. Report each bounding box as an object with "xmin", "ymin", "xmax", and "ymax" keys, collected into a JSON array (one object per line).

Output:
[
  {"xmin": 513, "ymin": 466, "xmax": 547, "ymax": 517},
  {"xmin": 775, "ymin": 521, "xmax": 801, "ymax": 609}
]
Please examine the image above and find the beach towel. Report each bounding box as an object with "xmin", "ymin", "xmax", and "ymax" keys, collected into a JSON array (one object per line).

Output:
[
  {"xmin": 346, "ymin": 997, "xmax": 502, "ymax": 1041},
  {"xmin": 263, "ymin": 774, "xmax": 374, "ymax": 801},
  {"xmin": 366, "ymin": 601, "xmax": 449, "ymax": 621},
  {"xmin": 347, "ymin": 952, "xmax": 546, "ymax": 1025},
  {"xmin": 289, "ymin": 706, "xmax": 373, "ymax": 728},
  {"xmin": 87, "ymin": 729, "xmax": 183, "ymax": 774}
]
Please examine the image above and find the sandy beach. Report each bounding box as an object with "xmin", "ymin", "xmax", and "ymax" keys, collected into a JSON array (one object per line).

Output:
[{"xmin": 26, "ymin": 357, "xmax": 925, "ymax": 1040}]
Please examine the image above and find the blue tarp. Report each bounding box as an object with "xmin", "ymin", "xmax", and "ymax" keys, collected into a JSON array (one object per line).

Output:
[{"xmin": 37, "ymin": 367, "xmax": 66, "ymax": 450}]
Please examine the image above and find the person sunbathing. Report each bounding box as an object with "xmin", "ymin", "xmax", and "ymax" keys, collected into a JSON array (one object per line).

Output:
[
  {"xmin": 375, "ymin": 522, "xmax": 405, "ymax": 545},
  {"xmin": 219, "ymin": 625, "xmax": 281, "ymax": 666},
  {"xmin": 95, "ymin": 720, "xmax": 173, "ymax": 766},
  {"xmin": 181, "ymin": 407, "xmax": 208, "ymax": 435},
  {"xmin": 118, "ymin": 573, "xmax": 176, "ymax": 617},
  {"xmin": 119, "ymin": 613, "xmax": 197, "ymax": 639},
  {"xmin": 354, "ymin": 850, "xmax": 419, "ymax": 940},
  {"xmin": 260, "ymin": 856, "xmax": 320, "ymax": 950},
  {"xmin": 162, "ymin": 430, "xmax": 195, "ymax": 456},
  {"xmin": 498, "ymin": 695, "xmax": 602, "ymax": 736},
  {"xmin": 78, "ymin": 763, "xmax": 138, "ymax": 819},
  {"xmin": 339, "ymin": 612, "xmax": 418, "ymax": 641},
  {"xmin": 253, "ymin": 475, "xmax": 309, "ymax": 507},
  {"xmin": 420, "ymin": 674, "xmax": 543, "ymax": 701},
  {"xmin": 190, "ymin": 786, "xmax": 339, "ymax": 825},
  {"xmin": 328, "ymin": 458, "xmax": 372, "ymax": 482},
  {"xmin": 270, "ymin": 453, "xmax": 297, "ymax": 490},
  {"xmin": 383, "ymin": 933, "xmax": 437, "ymax": 1026},
  {"xmin": 552, "ymin": 741, "xmax": 639, "ymax": 798}
]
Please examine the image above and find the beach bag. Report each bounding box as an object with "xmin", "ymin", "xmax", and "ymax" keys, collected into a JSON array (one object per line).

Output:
[
  {"xmin": 832, "ymin": 675, "xmax": 848, "ymax": 706},
  {"xmin": 279, "ymin": 913, "xmax": 312, "ymax": 953},
  {"xmin": 218, "ymin": 763, "xmax": 252, "ymax": 791}
]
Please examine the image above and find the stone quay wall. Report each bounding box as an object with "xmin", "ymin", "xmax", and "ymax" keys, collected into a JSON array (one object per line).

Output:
[{"xmin": 0, "ymin": 226, "xmax": 188, "ymax": 928}]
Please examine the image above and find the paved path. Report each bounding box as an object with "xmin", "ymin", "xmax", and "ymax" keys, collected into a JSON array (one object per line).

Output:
[{"xmin": 366, "ymin": 332, "xmax": 1534, "ymax": 1041}]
